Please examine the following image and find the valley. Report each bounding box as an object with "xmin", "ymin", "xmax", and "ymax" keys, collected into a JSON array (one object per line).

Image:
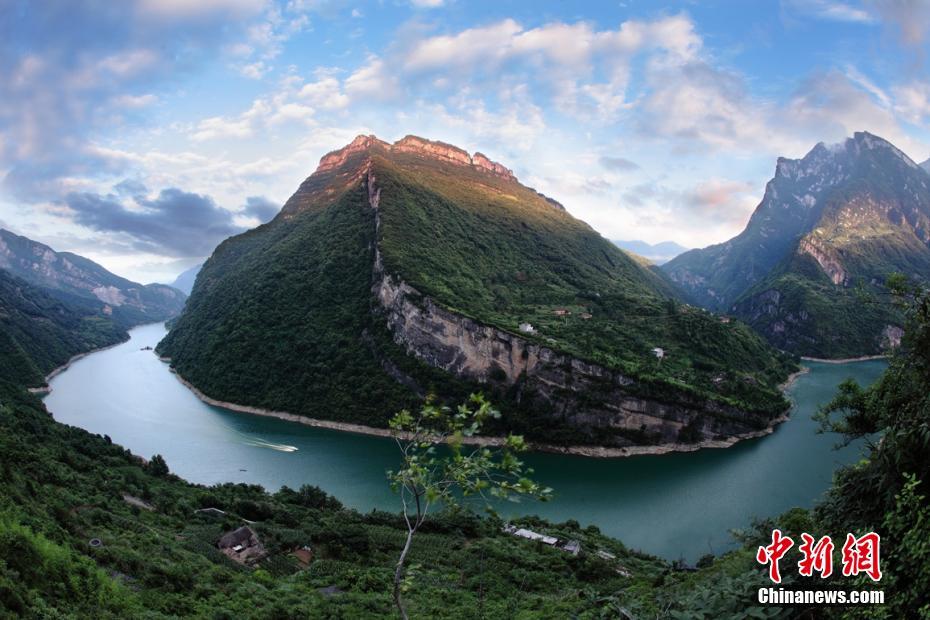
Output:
[{"xmin": 45, "ymin": 322, "xmax": 884, "ymax": 564}]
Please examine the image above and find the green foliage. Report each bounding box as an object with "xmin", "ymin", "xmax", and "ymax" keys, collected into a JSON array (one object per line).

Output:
[
  {"xmin": 734, "ymin": 255, "xmax": 904, "ymax": 358},
  {"xmin": 147, "ymin": 454, "xmax": 170, "ymax": 477},
  {"xmin": 0, "ymin": 379, "xmax": 680, "ymax": 618},
  {"xmin": 881, "ymin": 475, "xmax": 930, "ymax": 618},
  {"xmin": 387, "ymin": 394, "xmax": 551, "ymax": 511},
  {"xmin": 667, "ymin": 135, "xmax": 930, "ymax": 358},
  {"xmin": 0, "ymin": 270, "xmax": 126, "ymax": 387},
  {"xmin": 386, "ymin": 394, "xmax": 551, "ymax": 618},
  {"xmin": 0, "ymin": 229, "xmax": 186, "ymax": 328},
  {"xmin": 159, "ymin": 143, "xmax": 794, "ymax": 448},
  {"xmin": 809, "ymin": 278, "xmax": 930, "ymax": 617}
]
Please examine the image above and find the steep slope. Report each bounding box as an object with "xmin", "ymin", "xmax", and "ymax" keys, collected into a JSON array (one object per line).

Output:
[
  {"xmin": 664, "ymin": 132, "xmax": 930, "ymax": 357},
  {"xmin": 0, "ymin": 270, "xmax": 125, "ymax": 387},
  {"xmin": 0, "ymin": 229, "xmax": 186, "ymax": 327},
  {"xmin": 159, "ymin": 135, "xmax": 794, "ymax": 451}
]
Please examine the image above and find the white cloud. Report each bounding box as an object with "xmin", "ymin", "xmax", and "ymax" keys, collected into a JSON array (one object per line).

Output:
[
  {"xmin": 137, "ymin": 0, "xmax": 268, "ymax": 20},
  {"xmin": 298, "ymin": 74, "xmax": 350, "ymax": 110},
  {"xmin": 409, "ymin": 0, "xmax": 445, "ymax": 8},
  {"xmin": 98, "ymin": 49, "xmax": 159, "ymax": 77},
  {"xmin": 240, "ymin": 61, "xmax": 271, "ymax": 79},
  {"xmin": 112, "ymin": 94, "xmax": 158, "ymax": 108},
  {"xmin": 868, "ymin": 0, "xmax": 930, "ymax": 48},
  {"xmin": 783, "ymin": 0, "xmax": 876, "ymax": 23},
  {"xmin": 893, "ymin": 81, "xmax": 930, "ymax": 124},
  {"xmin": 345, "ymin": 57, "xmax": 398, "ymax": 99}
]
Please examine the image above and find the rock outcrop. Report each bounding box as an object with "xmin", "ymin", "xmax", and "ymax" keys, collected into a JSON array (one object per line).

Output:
[
  {"xmin": 367, "ymin": 172, "xmax": 777, "ymax": 449},
  {"xmin": 318, "ymin": 135, "xmax": 516, "ymax": 182}
]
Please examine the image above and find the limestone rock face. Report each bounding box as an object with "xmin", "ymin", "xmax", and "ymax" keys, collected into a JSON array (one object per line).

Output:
[
  {"xmin": 0, "ymin": 228, "xmax": 185, "ymax": 326},
  {"xmin": 160, "ymin": 133, "xmax": 793, "ymax": 451},
  {"xmin": 665, "ymin": 131, "xmax": 930, "ymax": 357}
]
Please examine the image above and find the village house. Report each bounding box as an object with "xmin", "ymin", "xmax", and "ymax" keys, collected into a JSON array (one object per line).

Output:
[
  {"xmin": 651, "ymin": 347, "xmax": 665, "ymax": 359},
  {"xmin": 291, "ymin": 546, "xmax": 314, "ymax": 567},
  {"xmin": 553, "ymin": 309, "xmax": 570, "ymax": 316},
  {"xmin": 503, "ymin": 525, "xmax": 582, "ymax": 556},
  {"xmin": 217, "ymin": 526, "xmax": 267, "ymax": 566}
]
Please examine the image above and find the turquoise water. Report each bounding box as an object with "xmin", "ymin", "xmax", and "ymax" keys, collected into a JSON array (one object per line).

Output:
[{"xmin": 44, "ymin": 322, "xmax": 886, "ymax": 562}]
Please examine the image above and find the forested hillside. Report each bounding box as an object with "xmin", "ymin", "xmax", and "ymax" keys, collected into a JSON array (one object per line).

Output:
[{"xmin": 159, "ymin": 135, "xmax": 795, "ymax": 450}]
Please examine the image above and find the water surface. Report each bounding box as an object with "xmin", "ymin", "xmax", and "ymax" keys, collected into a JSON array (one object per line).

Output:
[{"xmin": 45, "ymin": 322, "xmax": 886, "ymax": 562}]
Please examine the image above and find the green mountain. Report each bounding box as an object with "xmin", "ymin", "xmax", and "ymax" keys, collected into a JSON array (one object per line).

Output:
[
  {"xmin": 159, "ymin": 135, "xmax": 794, "ymax": 450},
  {"xmin": 0, "ymin": 269, "xmax": 125, "ymax": 387},
  {"xmin": 663, "ymin": 132, "xmax": 930, "ymax": 358},
  {"xmin": 0, "ymin": 229, "xmax": 186, "ymax": 328}
]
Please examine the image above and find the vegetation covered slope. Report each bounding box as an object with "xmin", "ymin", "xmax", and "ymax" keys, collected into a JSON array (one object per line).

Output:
[
  {"xmin": 159, "ymin": 135, "xmax": 794, "ymax": 446},
  {"xmin": 2, "ymin": 241, "xmax": 921, "ymax": 618},
  {"xmin": 0, "ymin": 270, "xmax": 125, "ymax": 387},
  {"xmin": 0, "ymin": 229, "xmax": 186, "ymax": 328},
  {"xmin": 664, "ymin": 132, "xmax": 930, "ymax": 357},
  {"xmin": 1, "ymin": 285, "xmax": 915, "ymax": 618},
  {"xmin": 1, "ymin": 378, "xmax": 817, "ymax": 619}
]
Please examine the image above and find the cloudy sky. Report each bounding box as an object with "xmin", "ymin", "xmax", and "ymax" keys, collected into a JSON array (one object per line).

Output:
[{"xmin": 2, "ymin": 0, "xmax": 929, "ymax": 283}]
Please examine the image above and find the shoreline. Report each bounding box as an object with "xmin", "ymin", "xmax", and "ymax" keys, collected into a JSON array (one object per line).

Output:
[
  {"xmin": 165, "ymin": 362, "xmax": 798, "ymax": 459},
  {"xmin": 779, "ymin": 366, "xmax": 810, "ymax": 392},
  {"xmin": 800, "ymin": 354, "xmax": 888, "ymax": 364},
  {"xmin": 28, "ymin": 336, "xmax": 130, "ymax": 395}
]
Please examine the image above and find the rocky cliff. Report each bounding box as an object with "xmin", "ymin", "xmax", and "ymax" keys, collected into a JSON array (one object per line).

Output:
[
  {"xmin": 665, "ymin": 132, "xmax": 930, "ymax": 357},
  {"xmin": 0, "ymin": 229, "xmax": 186, "ymax": 327},
  {"xmin": 366, "ymin": 170, "xmax": 780, "ymax": 448},
  {"xmin": 160, "ymin": 134, "xmax": 793, "ymax": 451}
]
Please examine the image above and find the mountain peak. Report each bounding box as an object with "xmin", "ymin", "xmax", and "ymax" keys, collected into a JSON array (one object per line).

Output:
[
  {"xmin": 315, "ymin": 134, "xmax": 516, "ymax": 181},
  {"xmin": 774, "ymin": 131, "xmax": 920, "ymax": 184}
]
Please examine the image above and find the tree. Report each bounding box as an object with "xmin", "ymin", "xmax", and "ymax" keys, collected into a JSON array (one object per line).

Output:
[
  {"xmin": 815, "ymin": 274, "xmax": 930, "ymax": 616},
  {"xmin": 147, "ymin": 454, "xmax": 169, "ymax": 477},
  {"xmin": 386, "ymin": 394, "xmax": 551, "ymax": 619}
]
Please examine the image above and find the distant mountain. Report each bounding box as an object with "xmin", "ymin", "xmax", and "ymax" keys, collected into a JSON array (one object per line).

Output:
[
  {"xmin": 613, "ymin": 240, "xmax": 689, "ymax": 264},
  {"xmin": 664, "ymin": 132, "xmax": 930, "ymax": 357},
  {"xmin": 0, "ymin": 229, "xmax": 186, "ymax": 327},
  {"xmin": 159, "ymin": 134, "xmax": 794, "ymax": 451},
  {"xmin": 0, "ymin": 270, "xmax": 125, "ymax": 387},
  {"xmin": 921, "ymin": 157, "xmax": 930, "ymax": 174},
  {"xmin": 170, "ymin": 263, "xmax": 202, "ymax": 296}
]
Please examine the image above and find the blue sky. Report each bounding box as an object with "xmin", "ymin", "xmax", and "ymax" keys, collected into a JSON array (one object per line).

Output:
[{"xmin": 1, "ymin": 0, "xmax": 929, "ymax": 283}]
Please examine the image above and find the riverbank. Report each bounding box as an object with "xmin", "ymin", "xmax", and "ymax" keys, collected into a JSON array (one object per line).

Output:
[
  {"xmin": 800, "ymin": 354, "xmax": 888, "ymax": 364},
  {"xmin": 28, "ymin": 336, "xmax": 130, "ymax": 395},
  {"xmin": 779, "ymin": 366, "xmax": 811, "ymax": 392},
  {"xmin": 165, "ymin": 362, "xmax": 794, "ymax": 459}
]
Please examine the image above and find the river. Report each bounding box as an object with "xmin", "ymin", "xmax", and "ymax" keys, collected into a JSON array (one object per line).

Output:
[{"xmin": 44, "ymin": 322, "xmax": 886, "ymax": 563}]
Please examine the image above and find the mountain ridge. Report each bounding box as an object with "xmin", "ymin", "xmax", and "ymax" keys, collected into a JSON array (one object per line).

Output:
[
  {"xmin": 663, "ymin": 131, "xmax": 930, "ymax": 357},
  {"xmin": 0, "ymin": 229, "xmax": 187, "ymax": 327},
  {"xmin": 159, "ymin": 134, "xmax": 794, "ymax": 451}
]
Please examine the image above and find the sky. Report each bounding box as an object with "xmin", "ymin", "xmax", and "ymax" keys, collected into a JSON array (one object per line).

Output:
[{"xmin": 1, "ymin": 0, "xmax": 930, "ymax": 284}]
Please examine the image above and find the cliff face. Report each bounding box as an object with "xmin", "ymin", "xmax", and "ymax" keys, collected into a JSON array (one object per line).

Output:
[
  {"xmin": 374, "ymin": 266, "xmax": 774, "ymax": 447},
  {"xmin": 0, "ymin": 229, "xmax": 186, "ymax": 326},
  {"xmin": 366, "ymin": 171, "xmax": 776, "ymax": 448},
  {"xmin": 160, "ymin": 133, "xmax": 793, "ymax": 451},
  {"xmin": 665, "ymin": 132, "xmax": 930, "ymax": 357}
]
